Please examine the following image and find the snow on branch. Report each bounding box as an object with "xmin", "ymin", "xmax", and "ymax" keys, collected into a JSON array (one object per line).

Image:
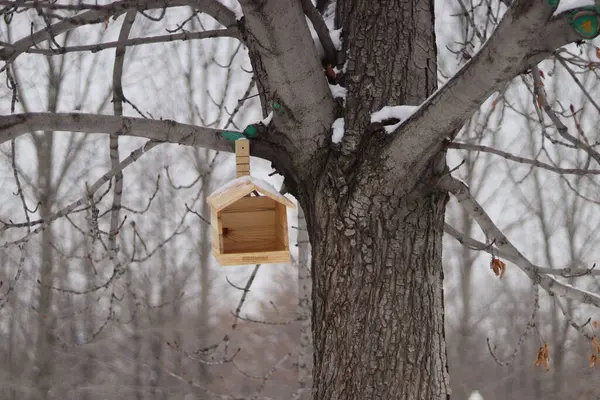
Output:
[
  {"xmin": 385, "ymin": 0, "xmax": 580, "ymax": 174},
  {"xmin": 0, "ymin": 112, "xmax": 237, "ymax": 152},
  {"xmin": 553, "ymin": 0, "xmax": 595, "ymax": 15},
  {"xmin": 370, "ymin": 105, "xmax": 417, "ymax": 133},
  {"xmin": 439, "ymin": 175, "xmax": 600, "ymax": 308}
]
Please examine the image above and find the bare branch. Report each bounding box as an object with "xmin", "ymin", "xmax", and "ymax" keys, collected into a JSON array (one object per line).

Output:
[
  {"xmin": 554, "ymin": 296, "xmax": 594, "ymax": 340},
  {"xmin": 231, "ymin": 264, "xmax": 261, "ymax": 331},
  {"xmin": 440, "ymin": 175, "xmax": 600, "ymax": 308},
  {"xmin": 487, "ymin": 283, "xmax": 539, "ymax": 366},
  {"xmin": 0, "ymin": 112, "xmax": 243, "ymax": 153},
  {"xmin": 2, "ymin": 140, "xmax": 160, "ymax": 248},
  {"xmin": 301, "ymin": 0, "xmax": 336, "ymax": 64},
  {"xmin": 556, "ymin": 54, "xmax": 600, "ymax": 114},
  {"xmin": 240, "ymin": 0, "xmax": 335, "ymax": 164},
  {"xmin": 531, "ymin": 65, "xmax": 600, "ymax": 165},
  {"xmin": 444, "ymin": 223, "xmax": 600, "ymax": 277},
  {"xmin": 0, "ymin": 28, "xmax": 240, "ymax": 56},
  {"xmin": 448, "ymin": 142, "xmax": 600, "ymax": 175},
  {"xmin": 107, "ymin": 10, "xmax": 136, "ymax": 256},
  {"xmin": 386, "ymin": 1, "xmax": 580, "ymax": 175},
  {"xmin": 0, "ymin": 0, "xmax": 238, "ymax": 67}
]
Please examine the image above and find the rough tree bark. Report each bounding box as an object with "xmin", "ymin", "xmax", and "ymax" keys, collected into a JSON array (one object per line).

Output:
[{"xmin": 241, "ymin": 0, "xmax": 450, "ymax": 398}]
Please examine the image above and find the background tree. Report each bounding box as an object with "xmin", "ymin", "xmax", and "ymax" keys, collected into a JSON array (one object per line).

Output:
[{"xmin": 1, "ymin": 1, "xmax": 600, "ymax": 400}]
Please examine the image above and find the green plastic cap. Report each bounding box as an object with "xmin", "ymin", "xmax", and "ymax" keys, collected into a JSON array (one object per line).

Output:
[
  {"xmin": 220, "ymin": 131, "xmax": 245, "ymax": 141},
  {"xmin": 570, "ymin": 11, "xmax": 600, "ymax": 39},
  {"xmin": 243, "ymin": 125, "xmax": 257, "ymax": 137}
]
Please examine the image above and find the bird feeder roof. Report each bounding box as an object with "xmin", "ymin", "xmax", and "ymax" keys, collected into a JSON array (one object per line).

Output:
[{"xmin": 207, "ymin": 176, "xmax": 295, "ymax": 212}]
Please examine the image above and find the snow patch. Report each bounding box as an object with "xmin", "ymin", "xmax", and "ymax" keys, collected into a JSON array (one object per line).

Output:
[
  {"xmin": 261, "ymin": 111, "xmax": 274, "ymax": 126},
  {"xmin": 331, "ymin": 118, "xmax": 345, "ymax": 143},
  {"xmin": 308, "ymin": 19, "xmax": 325, "ymax": 59},
  {"xmin": 554, "ymin": 0, "xmax": 594, "ymax": 15},
  {"xmin": 468, "ymin": 391, "xmax": 484, "ymax": 400},
  {"xmin": 218, "ymin": 0, "xmax": 244, "ymax": 19},
  {"xmin": 334, "ymin": 60, "xmax": 348, "ymax": 74},
  {"xmin": 323, "ymin": 1, "xmax": 336, "ymax": 29},
  {"xmin": 370, "ymin": 105, "xmax": 418, "ymax": 133},
  {"xmin": 330, "ymin": 29, "xmax": 343, "ymax": 50},
  {"xmin": 308, "ymin": 1, "xmax": 341, "ymax": 58},
  {"xmin": 209, "ymin": 175, "xmax": 286, "ymax": 202},
  {"xmin": 329, "ymin": 84, "xmax": 347, "ymax": 102}
]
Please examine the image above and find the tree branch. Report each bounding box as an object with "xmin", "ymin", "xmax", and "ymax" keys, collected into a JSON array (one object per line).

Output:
[
  {"xmin": 385, "ymin": 1, "xmax": 580, "ymax": 175},
  {"xmin": 444, "ymin": 223, "xmax": 600, "ymax": 277},
  {"xmin": 240, "ymin": 0, "xmax": 335, "ymax": 168},
  {"xmin": 107, "ymin": 10, "xmax": 136, "ymax": 255},
  {"xmin": 0, "ymin": 112, "xmax": 241, "ymax": 152},
  {"xmin": 0, "ymin": 0, "xmax": 237, "ymax": 67},
  {"xmin": 301, "ymin": 0, "xmax": 336, "ymax": 64},
  {"xmin": 0, "ymin": 28, "xmax": 239, "ymax": 56},
  {"xmin": 2, "ymin": 140, "xmax": 160, "ymax": 248},
  {"xmin": 448, "ymin": 142, "xmax": 600, "ymax": 175},
  {"xmin": 531, "ymin": 65, "xmax": 600, "ymax": 165},
  {"xmin": 440, "ymin": 175, "xmax": 600, "ymax": 308}
]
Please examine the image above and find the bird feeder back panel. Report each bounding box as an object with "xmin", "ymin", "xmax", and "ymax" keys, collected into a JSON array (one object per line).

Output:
[{"xmin": 211, "ymin": 196, "xmax": 291, "ymax": 266}]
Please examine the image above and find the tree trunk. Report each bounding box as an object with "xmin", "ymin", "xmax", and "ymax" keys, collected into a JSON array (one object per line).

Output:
[
  {"xmin": 304, "ymin": 1, "xmax": 448, "ymax": 399},
  {"xmin": 302, "ymin": 166, "xmax": 450, "ymax": 399},
  {"xmin": 241, "ymin": 0, "xmax": 449, "ymax": 397},
  {"xmin": 296, "ymin": 206, "xmax": 313, "ymax": 399}
]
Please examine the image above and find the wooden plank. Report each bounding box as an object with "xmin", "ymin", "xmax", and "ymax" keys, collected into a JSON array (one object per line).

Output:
[
  {"xmin": 215, "ymin": 250, "xmax": 290, "ymax": 266},
  {"xmin": 222, "ymin": 196, "xmax": 276, "ymax": 213},
  {"xmin": 275, "ymin": 203, "xmax": 289, "ymax": 248},
  {"xmin": 226, "ymin": 241, "xmax": 281, "ymax": 253},
  {"xmin": 211, "ymin": 241, "xmax": 221, "ymax": 256},
  {"xmin": 211, "ymin": 232, "xmax": 224, "ymax": 253},
  {"xmin": 235, "ymin": 139, "xmax": 250, "ymax": 177},
  {"xmin": 235, "ymin": 138, "xmax": 250, "ymax": 156},
  {"xmin": 210, "ymin": 212, "xmax": 219, "ymax": 230},
  {"xmin": 256, "ymin": 190, "xmax": 296, "ymax": 209},
  {"xmin": 236, "ymin": 168, "xmax": 250, "ymax": 179},
  {"xmin": 235, "ymin": 156, "xmax": 249, "ymax": 165},
  {"xmin": 221, "ymin": 210, "xmax": 276, "ymax": 229},
  {"xmin": 223, "ymin": 225, "xmax": 280, "ymax": 253},
  {"xmin": 207, "ymin": 184, "xmax": 253, "ymax": 211}
]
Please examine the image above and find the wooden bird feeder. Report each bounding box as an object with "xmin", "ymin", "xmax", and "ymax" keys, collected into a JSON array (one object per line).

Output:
[{"xmin": 206, "ymin": 138, "xmax": 295, "ymax": 266}]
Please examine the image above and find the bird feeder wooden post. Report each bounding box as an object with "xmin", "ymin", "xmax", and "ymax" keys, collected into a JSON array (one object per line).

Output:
[
  {"xmin": 235, "ymin": 138, "xmax": 250, "ymax": 178},
  {"xmin": 206, "ymin": 138, "xmax": 295, "ymax": 267}
]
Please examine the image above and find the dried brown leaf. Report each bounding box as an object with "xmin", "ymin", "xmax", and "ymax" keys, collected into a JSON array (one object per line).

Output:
[
  {"xmin": 592, "ymin": 336, "xmax": 600, "ymax": 354},
  {"xmin": 533, "ymin": 343, "xmax": 550, "ymax": 371},
  {"xmin": 490, "ymin": 257, "xmax": 507, "ymax": 279}
]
